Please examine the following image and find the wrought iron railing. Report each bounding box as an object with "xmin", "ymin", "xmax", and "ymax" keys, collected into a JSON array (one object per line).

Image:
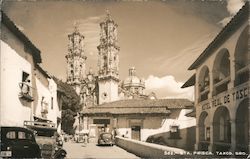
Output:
[
  {"xmin": 235, "ymin": 66, "xmax": 249, "ymax": 86},
  {"xmin": 214, "ymin": 76, "xmax": 230, "ymax": 95},
  {"xmin": 18, "ymin": 82, "xmax": 34, "ymax": 101}
]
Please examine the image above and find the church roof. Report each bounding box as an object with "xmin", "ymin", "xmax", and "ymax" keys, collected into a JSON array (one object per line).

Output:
[
  {"xmin": 82, "ymin": 107, "xmax": 170, "ymax": 115},
  {"xmin": 81, "ymin": 99, "xmax": 193, "ymax": 115},
  {"xmin": 1, "ymin": 11, "xmax": 42, "ymax": 64},
  {"xmin": 124, "ymin": 76, "xmax": 142, "ymax": 86},
  {"xmin": 98, "ymin": 99, "xmax": 193, "ymax": 109},
  {"xmin": 188, "ymin": 2, "xmax": 249, "ymax": 70}
]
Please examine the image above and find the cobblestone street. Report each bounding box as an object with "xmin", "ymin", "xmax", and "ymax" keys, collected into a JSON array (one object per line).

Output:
[{"xmin": 63, "ymin": 141, "xmax": 140, "ymax": 159}]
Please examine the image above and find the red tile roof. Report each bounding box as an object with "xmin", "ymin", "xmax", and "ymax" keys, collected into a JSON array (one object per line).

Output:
[
  {"xmin": 81, "ymin": 99, "xmax": 193, "ymax": 115},
  {"xmin": 97, "ymin": 99, "xmax": 193, "ymax": 109}
]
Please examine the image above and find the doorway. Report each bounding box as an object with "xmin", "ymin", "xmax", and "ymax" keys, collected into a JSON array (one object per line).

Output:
[{"xmin": 131, "ymin": 125, "xmax": 141, "ymax": 140}]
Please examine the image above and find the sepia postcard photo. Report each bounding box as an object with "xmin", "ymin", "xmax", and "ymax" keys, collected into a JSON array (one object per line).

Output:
[{"xmin": 0, "ymin": 0, "xmax": 249, "ymax": 158}]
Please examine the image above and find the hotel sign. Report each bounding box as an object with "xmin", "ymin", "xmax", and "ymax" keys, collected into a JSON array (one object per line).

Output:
[{"xmin": 202, "ymin": 86, "xmax": 249, "ymax": 110}]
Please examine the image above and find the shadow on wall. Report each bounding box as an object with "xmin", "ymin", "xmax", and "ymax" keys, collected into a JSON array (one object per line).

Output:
[{"xmin": 146, "ymin": 126, "xmax": 196, "ymax": 151}]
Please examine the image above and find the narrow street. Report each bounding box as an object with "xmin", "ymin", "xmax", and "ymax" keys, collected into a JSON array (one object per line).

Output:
[{"xmin": 63, "ymin": 141, "xmax": 140, "ymax": 159}]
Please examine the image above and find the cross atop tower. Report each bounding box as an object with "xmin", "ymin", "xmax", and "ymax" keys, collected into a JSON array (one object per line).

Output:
[
  {"xmin": 105, "ymin": 9, "xmax": 111, "ymax": 20},
  {"xmin": 73, "ymin": 21, "xmax": 80, "ymax": 32}
]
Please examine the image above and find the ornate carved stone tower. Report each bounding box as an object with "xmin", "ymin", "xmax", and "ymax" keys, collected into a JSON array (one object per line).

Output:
[
  {"xmin": 97, "ymin": 11, "xmax": 120, "ymax": 104},
  {"xmin": 66, "ymin": 25, "xmax": 87, "ymax": 95}
]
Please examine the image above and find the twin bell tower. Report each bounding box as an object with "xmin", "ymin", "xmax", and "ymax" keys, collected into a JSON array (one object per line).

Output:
[{"xmin": 66, "ymin": 11, "xmax": 120, "ymax": 107}]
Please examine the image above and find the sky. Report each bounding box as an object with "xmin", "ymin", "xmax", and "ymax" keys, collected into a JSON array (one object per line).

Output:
[{"xmin": 2, "ymin": 0, "xmax": 245, "ymax": 100}]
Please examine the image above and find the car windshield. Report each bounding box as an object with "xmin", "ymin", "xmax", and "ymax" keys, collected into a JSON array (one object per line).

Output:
[{"xmin": 102, "ymin": 133, "xmax": 112, "ymax": 138}]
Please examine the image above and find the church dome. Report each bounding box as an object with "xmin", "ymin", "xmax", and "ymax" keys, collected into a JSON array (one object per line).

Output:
[
  {"xmin": 124, "ymin": 76, "xmax": 141, "ymax": 86},
  {"xmin": 123, "ymin": 67, "xmax": 145, "ymax": 87}
]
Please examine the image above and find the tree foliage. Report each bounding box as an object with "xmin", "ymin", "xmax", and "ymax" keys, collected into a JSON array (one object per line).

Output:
[{"xmin": 53, "ymin": 77, "xmax": 80, "ymax": 135}]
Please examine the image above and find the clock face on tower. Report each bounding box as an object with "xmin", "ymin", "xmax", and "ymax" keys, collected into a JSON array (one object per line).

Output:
[{"xmin": 102, "ymin": 92, "xmax": 108, "ymax": 100}]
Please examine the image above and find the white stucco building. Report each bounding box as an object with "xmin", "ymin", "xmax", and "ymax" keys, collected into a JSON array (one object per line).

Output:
[
  {"xmin": 0, "ymin": 11, "xmax": 62, "ymax": 132},
  {"xmin": 182, "ymin": 2, "xmax": 249, "ymax": 153},
  {"xmin": 34, "ymin": 65, "xmax": 62, "ymax": 132}
]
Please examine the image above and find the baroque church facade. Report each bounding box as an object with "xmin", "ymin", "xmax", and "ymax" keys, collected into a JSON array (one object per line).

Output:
[{"xmin": 66, "ymin": 12, "xmax": 148, "ymax": 110}]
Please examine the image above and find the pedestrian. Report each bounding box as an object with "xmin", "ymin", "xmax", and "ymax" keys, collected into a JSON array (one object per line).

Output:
[{"xmin": 84, "ymin": 133, "xmax": 88, "ymax": 145}]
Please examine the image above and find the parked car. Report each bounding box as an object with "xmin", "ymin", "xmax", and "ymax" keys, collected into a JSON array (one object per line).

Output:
[
  {"xmin": 0, "ymin": 126, "xmax": 41, "ymax": 158},
  {"xmin": 24, "ymin": 120, "xmax": 67, "ymax": 158},
  {"xmin": 97, "ymin": 132, "xmax": 114, "ymax": 146}
]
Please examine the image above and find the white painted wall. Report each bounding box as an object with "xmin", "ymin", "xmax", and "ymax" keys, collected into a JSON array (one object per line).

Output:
[
  {"xmin": 35, "ymin": 76, "xmax": 61, "ymax": 127},
  {"xmin": 98, "ymin": 79, "xmax": 118, "ymax": 104},
  {"xmin": 114, "ymin": 109, "xmax": 196, "ymax": 142},
  {"xmin": 0, "ymin": 40, "xmax": 33, "ymax": 126},
  {"xmin": 141, "ymin": 109, "xmax": 196, "ymax": 141}
]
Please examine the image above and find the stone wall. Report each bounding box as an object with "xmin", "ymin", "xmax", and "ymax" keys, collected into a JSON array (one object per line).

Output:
[{"xmin": 115, "ymin": 136, "xmax": 186, "ymax": 158}]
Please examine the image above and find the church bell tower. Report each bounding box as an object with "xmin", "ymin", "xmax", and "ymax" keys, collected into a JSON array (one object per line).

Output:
[
  {"xmin": 97, "ymin": 11, "xmax": 120, "ymax": 104},
  {"xmin": 66, "ymin": 25, "xmax": 87, "ymax": 95}
]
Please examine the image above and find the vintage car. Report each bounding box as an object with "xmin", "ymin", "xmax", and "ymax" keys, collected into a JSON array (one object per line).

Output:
[
  {"xmin": 0, "ymin": 126, "xmax": 41, "ymax": 158},
  {"xmin": 24, "ymin": 120, "xmax": 66, "ymax": 158},
  {"xmin": 97, "ymin": 132, "xmax": 114, "ymax": 146}
]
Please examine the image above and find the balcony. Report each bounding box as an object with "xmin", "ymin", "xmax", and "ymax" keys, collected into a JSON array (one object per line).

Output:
[
  {"xmin": 198, "ymin": 81, "xmax": 249, "ymax": 108},
  {"xmin": 200, "ymin": 89, "xmax": 209, "ymax": 102},
  {"xmin": 41, "ymin": 102, "xmax": 49, "ymax": 118},
  {"xmin": 19, "ymin": 82, "xmax": 34, "ymax": 102},
  {"xmin": 235, "ymin": 66, "xmax": 249, "ymax": 86},
  {"xmin": 214, "ymin": 76, "xmax": 230, "ymax": 95}
]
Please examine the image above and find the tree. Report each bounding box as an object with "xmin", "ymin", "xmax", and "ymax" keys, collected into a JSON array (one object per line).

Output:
[
  {"xmin": 61, "ymin": 109, "xmax": 76, "ymax": 135},
  {"xmin": 53, "ymin": 77, "xmax": 81, "ymax": 135}
]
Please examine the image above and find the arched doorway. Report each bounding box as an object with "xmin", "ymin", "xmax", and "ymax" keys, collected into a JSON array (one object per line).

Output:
[
  {"xmin": 236, "ymin": 98, "xmax": 249, "ymax": 152},
  {"xmin": 213, "ymin": 106, "xmax": 231, "ymax": 151},
  {"xmin": 198, "ymin": 111, "xmax": 209, "ymax": 150},
  {"xmin": 212, "ymin": 49, "xmax": 230, "ymax": 95},
  {"xmin": 234, "ymin": 26, "xmax": 249, "ymax": 86},
  {"xmin": 198, "ymin": 66, "xmax": 210, "ymax": 102}
]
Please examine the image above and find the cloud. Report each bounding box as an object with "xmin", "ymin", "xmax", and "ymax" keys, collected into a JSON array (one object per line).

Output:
[
  {"xmin": 218, "ymin": 0, "xmax": 245, "ymax": 27},
  {"xmin": 227, "ymin": 0, "xmax": 245, "ymax": 15},
  {"xmin": 145, "ymin": 75, "xmax": 194, "ymax": 101},
  {"xmin": 154, "ymin": 32, "xmax": 217, "ymax": 81}
]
